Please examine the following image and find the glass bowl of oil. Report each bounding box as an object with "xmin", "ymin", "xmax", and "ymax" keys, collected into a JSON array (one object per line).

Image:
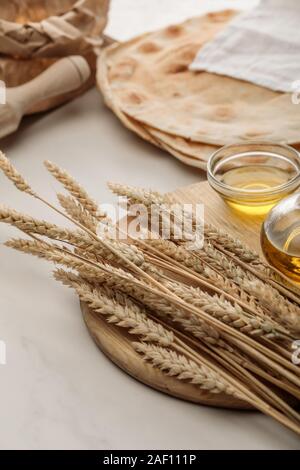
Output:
[
  {"xmin": 207, "ymin": 142, "xmax": 300, "ymax": 216},
  {"xmin": 261, "ymin": 192, "xmax": 300, "ymax": 283}
]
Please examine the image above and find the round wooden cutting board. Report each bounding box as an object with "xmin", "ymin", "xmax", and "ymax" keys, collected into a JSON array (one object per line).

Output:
[{"xmin": 80, "ymin": 180, "xmax": 263, "ymax": 410}]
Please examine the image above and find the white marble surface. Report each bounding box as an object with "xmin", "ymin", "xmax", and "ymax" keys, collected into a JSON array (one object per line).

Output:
[{"xmin": 0, "ymin": 0, "xmax": 299, "ymax": 450}]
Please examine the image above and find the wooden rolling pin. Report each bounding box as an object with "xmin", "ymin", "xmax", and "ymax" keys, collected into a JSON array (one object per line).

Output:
[{"xmin": 0, "ymin": 55, "xmax": 91, "ymax": 139}]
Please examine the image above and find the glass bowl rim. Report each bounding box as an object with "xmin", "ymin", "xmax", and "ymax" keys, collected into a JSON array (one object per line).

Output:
[{"xmin": 207, "ymin": 141, "xmax": 300, "ymax": 198}]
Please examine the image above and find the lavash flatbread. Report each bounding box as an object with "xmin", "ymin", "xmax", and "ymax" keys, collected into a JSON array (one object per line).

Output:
[
  {"xmin": 97, "ymin": 12, "xmax": 229, "ymax": 168},
  {"xmin": 98, "ymin": 46, "xmax": 214, "ymax": 169},
  {"xmin": 99, "ymin": 10, "xmax": 300, "ymax": 148}
]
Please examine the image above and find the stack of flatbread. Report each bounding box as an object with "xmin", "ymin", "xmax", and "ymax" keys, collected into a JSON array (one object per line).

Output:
[{"xmin": 97, "ymin": 10, "xmax": 300, "ymax": 170}]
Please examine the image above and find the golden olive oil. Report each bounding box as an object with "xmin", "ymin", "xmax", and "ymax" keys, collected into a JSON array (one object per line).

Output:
[
  {"xmin": 218, "ymin": 165, "xmax": 295, "ymax": 216},
  {"xmin": 261, "ymin": 216, "xmax": 300, "ymax": 283}
]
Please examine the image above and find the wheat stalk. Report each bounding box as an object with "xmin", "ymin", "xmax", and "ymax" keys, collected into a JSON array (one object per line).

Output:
[
  {"xmin": 6, "ymin": 232, "xmax": 300, "ymax": 384},
  {"xmin": 109, "ymin": 182, "xmax": 300, "ymax": 305},
  {"xmin": 2, "ymin": 161, "xmax": 300, "ymax": 434},
  {"xmin": 0, "ymin": 156, "xmax": 155, "ymax": 287}
]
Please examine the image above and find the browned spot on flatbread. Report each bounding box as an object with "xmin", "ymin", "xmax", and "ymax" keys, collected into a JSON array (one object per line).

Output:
[
  {"xmin": 138, "ymin": 41, "xmax": 161, "ymax": 53},
  {"xmin": 243, "ymin": 129, "xmax": 271, "ymax": 139},
  {"xmin": 180, "ymin": 49, "xmax": 197, "ymax": 63},
  {"xmin": 165, "ymin": 25, "xmax": 184, "ymax": 37},
  {"xmin": 208, "ymin": 10, "xmax": 235, "ymax": 22},
  {"xmin": 124, "ymin": 91, "xmax": 146, "ymax": 106},
  {"xmin": 166, "ymin": 62, "xmax": 188, "ymax": 74},
  {"xmin": 109, "ymin": 59, "xmax": 137, "ymax": 81},
  {"xmin": 215, "ymin": 105, "xmax": 235, "ymax": 120}
]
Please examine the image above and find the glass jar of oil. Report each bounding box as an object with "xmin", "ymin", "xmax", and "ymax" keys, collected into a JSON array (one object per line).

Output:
[
  {"xmin": 207, "ymin": 142, "xmax": 300, "ymax": 216},
  {"xmin": 261, "ymin": 192, "xmax": 300, "ymax": 282}
]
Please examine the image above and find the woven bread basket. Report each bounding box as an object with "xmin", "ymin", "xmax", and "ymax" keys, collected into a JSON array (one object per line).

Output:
[{"xmin": 0, "ymin": 0, "xmax": 110, "ymax": 113}]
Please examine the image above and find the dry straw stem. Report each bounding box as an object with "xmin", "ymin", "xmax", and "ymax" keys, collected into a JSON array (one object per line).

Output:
[
  {"xmin": 57, "ymin": 270, "xmax": 266, "ymax": 407},
  {"xmin": 61, "ymin": 270, "xmax": 298, "ymax": 427},
  {"xmin": 91, "ymin": 264, "xmax": 300, "ymax": 385},
  {"xmin": 41, "ymin": 162, "xmax": 178, "ymax": 296},
  {"xmin": 56, "ymin": 270, "xmax": 258, "ymax": 404},
  {"xmin": 199, "ymin": 341, "xmax": 300, "ymax": 423},
  {"xmin": 112, "ymin": 181, "xmax": 300, "ymax": 315},
  {"xmin": 172, "ymin": 314, "xmax": 300, "ymax": 410},
  {"xmin": 143, "ymin": 240, "xmax": 288, "ymax": 342}
]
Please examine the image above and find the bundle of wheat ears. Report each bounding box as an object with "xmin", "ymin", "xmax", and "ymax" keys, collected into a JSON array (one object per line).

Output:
[{"xmin": 0, "ymin": 151, "xmax": 300, "ymax": 435}]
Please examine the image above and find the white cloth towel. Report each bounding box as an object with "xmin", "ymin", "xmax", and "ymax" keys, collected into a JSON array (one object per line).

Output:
[{"xmin": 190, "ymin": 0, "xmax": 300, "ymax": 92}]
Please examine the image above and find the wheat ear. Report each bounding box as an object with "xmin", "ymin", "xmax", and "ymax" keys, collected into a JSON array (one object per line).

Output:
[
  {"xmin": 45, "ymin": 161, "xmax": 103, "ymax": 220},
  {"xmin": 163, "ymin": 279, "xmax": 287, "ymax": 339},
  {"xmin": 0, "ymin": 152, "xmax": 36, "ymax": 196},
  {"xmin": 133, "ymin": 342, "xmax": 236, "ymax": 396},
  {"xmin": 54, "ymin": 269, "xmax": 174, "ymax": 347},
  {"xmin": 203, "ymin": 242, "xmax": 300, "ymax": 333},
  {"xmin": 57, "ymin": 194, "xmax": 98, "ymax": 233}
]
